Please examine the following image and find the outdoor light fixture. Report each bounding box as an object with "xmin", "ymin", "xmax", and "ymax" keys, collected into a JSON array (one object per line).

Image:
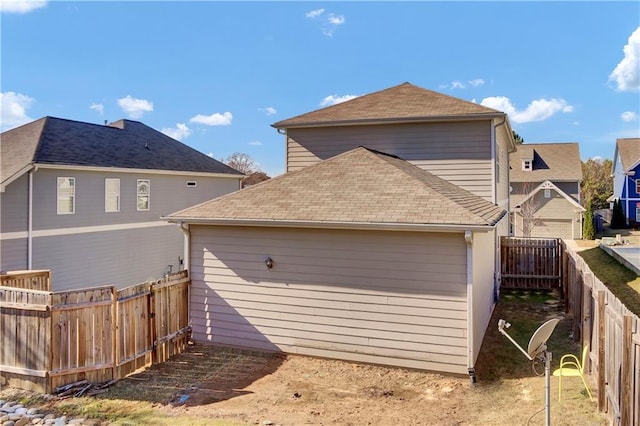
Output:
[{"xmin": 265, "ymin": 257, "xmax": 273, "ymax": 269}]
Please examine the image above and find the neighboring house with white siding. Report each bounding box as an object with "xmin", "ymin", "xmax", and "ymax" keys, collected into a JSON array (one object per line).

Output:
[
  {"xmin": 509, "ymin": 143, "xmax": 584, "ymax": 240},
  {"xmin": 611, "ymin": 138, "xmax": 640, "ymax": 227},
  {"xmin": 1, "ymin": 116, "xmax": 243, "ymax": 291},
  {"xmin": 166, "ymin": 82, "xmax": 517, "ymax": 376}
]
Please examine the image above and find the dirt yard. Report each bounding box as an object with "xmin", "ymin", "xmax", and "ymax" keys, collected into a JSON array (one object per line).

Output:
[{"xmin": 1, "ymin": 290, "xmax": 607, "ymax": 425}]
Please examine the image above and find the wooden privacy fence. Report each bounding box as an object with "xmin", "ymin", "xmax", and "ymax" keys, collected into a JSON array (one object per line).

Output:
[
  {"xmin": 0, "ymin": 270, "xmax": 51, "ymax": 291},
  {"xmin": 500, "ymin": 237, "xmax": 562, "ymax": 289},
  {"xmin": 562, "ymin": 242, "xmax": 639, "ymax": 426},
  {"xmin": 0, "ymin": 270, "xmax": 190, "ymax": 393}
]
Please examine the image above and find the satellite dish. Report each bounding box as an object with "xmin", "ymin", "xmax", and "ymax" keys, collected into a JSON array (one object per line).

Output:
[{"xmin": 527, "ymin": 318, "xmax": 560, "ymax": 359}]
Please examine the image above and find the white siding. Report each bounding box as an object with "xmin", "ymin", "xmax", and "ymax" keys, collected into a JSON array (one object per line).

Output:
[
  {"xmin": 286, "ymin": 121, "xmax": 494, "ymax": 201},
  {"xmin": 190, "ymin": 226, "xmax": 470, "ymax": 374},
  {"xmin": 471, "ymin": 230, "xmax": 496, "ymax": 365}
]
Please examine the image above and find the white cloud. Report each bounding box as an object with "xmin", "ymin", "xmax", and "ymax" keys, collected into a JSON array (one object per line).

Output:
[
  {"xmin": 609, "ymin": 26, "xmax": 640, "ymax": 92},
  {"xmin": 1, "ymin": 91, "xmax": 34, "ymax": 130},
  {"xmin": 189, "ymin": 112, "xmax": 233, "ymax": 126},
  {"xmin": 451, "ymin": 81, "xmax": 465, "ymax": 89},
  {"xmin": 320, "ymin": 94, "xmax": 359, "ymax": 107},
  {"xmin": 306, "ymin": 8, "xmax": 345, "ymax": 37},
  {"xmin": 592, "ymin": 155, "xmax": 603, "ymax": 162},
  {"xmin": 117, "ymin": 95, "xmax": 153, "ymax": 119},
  {"xmin": 621, "ymin": 111, "xmax": 638, "ymax": 122},
  {"xmin": 480, "ymin": 96, "xmax": 573, "ymax": 124},
  {"xmin": 249, "ymin": 140, "xmax": 263, "ymax": 146},
  {"xmin": 259, "ymin": 106, "xmax": 277, "ymax": 116},
  {"xmin": 305, "ymin": 8, "xmax": 324, "ymax": 18},
  {"xmin": 161, "ymin": 123, "xmax": 191, "ymax": 141},
  {"xmin": 89, "ymin": 103, "xmax": 104, "ymax": 115},
  {"xmin": 469, "ymin": 79, "xmax": 485, "ymax": 87},
  {"xmin": 0, "ymin": 0, "xmax": 47, "ymax": 13},
  {"xmin": 206, "ymin": 152, "xmax": 214, "ymax": 158}
]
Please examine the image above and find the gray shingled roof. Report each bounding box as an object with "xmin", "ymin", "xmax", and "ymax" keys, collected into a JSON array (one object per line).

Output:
[
  {"xmin": 168, "ymin": 147, "xmax": 505, "ymax": 228},
  {"xmin": 616, "ymin": 138, "xmax": 640, "ymax": 171},
  {"xmin": 272, "ymin": 82, "xmax": 503, "ymax": 128},
  {"xmin": 509, "ymin": 143, "xmax": 583, "ymax": 182},
  {"xmin": 1, "ymin": 116, "xmax": 242, "ymax": 184}
]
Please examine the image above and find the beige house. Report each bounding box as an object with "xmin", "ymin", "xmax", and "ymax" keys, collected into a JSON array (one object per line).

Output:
[
  {"xmin": 167, "ymin": 82, "xmax": 517, "ymax": 376},
  {"xmin": 509, "ymin": 143, "xmax": 584, "ymax": 240}
]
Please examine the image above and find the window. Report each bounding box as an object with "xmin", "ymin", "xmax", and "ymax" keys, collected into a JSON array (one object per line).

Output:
[
  {"xmin": 186, "ymin": 181, "xmax": 197, "ymax": 188},
  {"xmin": 137, "ymin": 179, "xmax": 150, "ymax": 211},
  {"xmin": 523, "ymin": 160, "xmax": 532, "ymax": 171},
  {"xmin": 57, "ymin": 177, "xmax": 75, "ymax": 214},
  {"xmin": 636, "ymin": 178, "xmax": 640, "ymax": 195},
  {"xmin": 105, "ymin": 178, "xmax": 120, "ymax": 212},
  {"xmin": 544, "ymin": 189, "xmax": 551, "ymax": 199}
]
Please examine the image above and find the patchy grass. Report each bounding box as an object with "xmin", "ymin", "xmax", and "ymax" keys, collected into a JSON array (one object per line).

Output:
[
  {"xmin": 1, "ymin": 290, "xmax": 606, "ymax": 425},
  {"xmin": 578, "ymin": 247, "xmax": 640, "ymax": 315}
]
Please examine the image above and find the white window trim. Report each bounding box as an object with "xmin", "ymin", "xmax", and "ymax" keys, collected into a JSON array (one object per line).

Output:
[
  {"xmin": 186, "ymin": 180, "xmax": 197, "ymax": 188},
  {"xmin": 57, "ymin": 177, "xmax": 75, "ymax": 215},
  {"xmin": 523, "ymin": 160, "xmax": 532, "ymax": 171},
  {"xmin": 635, "ymin": 178, "xmax": 640, "ymax": 194},
  {"xmin": 105, "ymin": 178, "xmax": 120, "ymax": 213},
  {"xmin": 137, "ymin": 179, "xmax": 150, "ymax": 211},
  {"xmin": 544, "ymin": 189, "xmax": 551, "ymax": 199}
]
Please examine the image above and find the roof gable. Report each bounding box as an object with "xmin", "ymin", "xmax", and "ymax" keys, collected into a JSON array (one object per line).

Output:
[
  {"xmin": 272, "ymin": 82, "xmax": 503, "ymax": 128},
  {"xmin": 1, "ymin": 117, "xmax": 242, "ymax": 185},
  {"xmin": 168, "ymin": 146, "xmax": 505, "ymax": 228},
  {"xmin": 509, "ymin": 143, "xmax": 582, "ymax": 182},
  {"xmin": 513, "ymin": 180, "xmax": 585, "ymax": 212},
  {"xmin": 615, "ymin": 138, "xmax": 640, "ymax": 171}
]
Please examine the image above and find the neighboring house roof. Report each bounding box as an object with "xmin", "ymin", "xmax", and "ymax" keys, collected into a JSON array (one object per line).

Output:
[
  {"xmin": 509, "ymin": 143, "xmax": 582, "ymax": 182},
  {"xmin": 272, "ymin": 82, "xmax": 505, "ymax": 129},
  {"xmin": 167, "ymin": 146, "xmax": 506, "ymax": 230},
  {"xmin": 1, "ymin": 116, "xmax": 243, "ymax": 187},
  {"xmin": 511, "ymin": 180, "xmax": 585, "ymax": 212},
  {"xmin": 614, "ymin": 138, "xmax": 640, "ymax": 172}
]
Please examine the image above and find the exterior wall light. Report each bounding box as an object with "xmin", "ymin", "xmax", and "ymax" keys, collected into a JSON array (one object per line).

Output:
[{"xmin": 265, "ymin": 257, "xmax": 274, "ymax": 269}]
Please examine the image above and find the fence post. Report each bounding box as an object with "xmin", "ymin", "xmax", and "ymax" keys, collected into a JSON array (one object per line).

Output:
[
  {"xmin": 111, "ymin": 286, "xmax": 118, "ymax": 380},
  {"xmin": 621, "ymin": 315, "xmax": 632, "ymax": 426},
  {"xmin": 597, "ymin": 291, "xmax": 606, "ymax": 412}
]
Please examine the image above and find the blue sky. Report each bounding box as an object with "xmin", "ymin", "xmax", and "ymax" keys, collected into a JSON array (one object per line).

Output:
[{"xmin": 2, "ymin": 1, "xmax": 639, "ymax": 177}]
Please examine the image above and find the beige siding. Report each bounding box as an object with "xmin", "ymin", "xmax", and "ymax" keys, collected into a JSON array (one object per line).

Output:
[
  {"xmin": 513, "ymin": 192, "xmax": 581, "ymax": 239},
  {"xmin": 286, "ymin": 121, "xmax": 494, "ymax": 201},
  {"xmin": 496, "ymin": 124, "xmax": 511, "ymax": 212},
  {"xmin": 471, "ymin": 230, "xmax": 496, "ymax": 365},
  {"xmin": 190, "ymin": 226, "xmax": 470, "ymax": 374}
]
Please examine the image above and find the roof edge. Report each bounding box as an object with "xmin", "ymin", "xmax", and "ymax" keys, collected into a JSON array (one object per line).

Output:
[
  {"xmin": 272, "ymin": 113, "xmax": 504, "ymax": 129},
  {"xmin": 163, "ymin": 217, "xmax": 498, "ymax": 233}
]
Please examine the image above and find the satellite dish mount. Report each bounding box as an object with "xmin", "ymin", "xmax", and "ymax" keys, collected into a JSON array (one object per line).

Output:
[{"xmin": 498, "ymin": 318, "xmax": 560, "ymax": 426}]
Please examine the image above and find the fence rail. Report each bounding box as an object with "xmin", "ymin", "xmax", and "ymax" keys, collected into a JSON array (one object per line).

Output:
[
  {"xmin": 562, "ymin": 242, "xmax": 639, "ymax": 426},
  {"xmin": 0, "ymin": 270, "xmax": 190, "ymax": 393}
]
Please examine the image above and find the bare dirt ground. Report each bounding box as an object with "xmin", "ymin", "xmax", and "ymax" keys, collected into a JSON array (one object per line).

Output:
[{"xmin": 1, "ymin": 291, "xmax": 606, "ymax": 425}]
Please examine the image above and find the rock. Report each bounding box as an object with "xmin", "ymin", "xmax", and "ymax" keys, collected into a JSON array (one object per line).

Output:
[
  {"xmin": 13, "ymin": 418, "xmax": 29, "ymax": 426},
  {"xmin": 7, "ymin": 415, "xmax": 21, "ymax": 421},
  {"xmin": 2, "ymin": 420, "xmax": 15, "ymax": 426},
  {"xmin": 0, "ymin": 416, "xmax": 7, "ymax": 423},
  {"xmin": 1, "ymin": 406, "xmax": 15, "ymax": 414},
  {"xmin": 26, "ymin": 408, "xmax": 40, "ymax": 416},
  {"xmin": 13, "ymin": 409, "xmax": 27, "ymax": 416},
  {"xmin": 43, "ymin": 415, "xmax": 56, "ymax": 421},
  {"xmin": 32, "ymin": 419, "xmax": 44, "ymax": 425},
  {"xmin": 82, "ymin": 420, "xmax": 100, "ymax": 426},
  {"xmin": 68, "ymin": 419, "xmax": 85, "ymax": 424}
]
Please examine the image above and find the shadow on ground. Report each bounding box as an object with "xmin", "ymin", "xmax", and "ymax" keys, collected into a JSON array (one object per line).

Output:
[
  {"xmin": 99, "ymin": 344, "xmax": 285, "ymax": 407},
  {"xmin": 475, "ymin": 289, "xmax": 580, "ymax": 382}
]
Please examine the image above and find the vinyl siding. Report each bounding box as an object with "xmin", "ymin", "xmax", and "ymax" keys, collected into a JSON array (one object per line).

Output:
[
  {"xmin": 496, "ymin": 125, "xmax": 511, "ymax": 211},
  {"xmin": 513, "ymin": 191, "xmax": 580, "ymax": 239},
  {"xmin": 190, "ymin": 226, "xmax": 470, "ymax": 374},
  {"xmin": 286, "ymin": 121, "xmax": 494, "ymax": 201},
  {"xmin": 0, "ymin": 239, "xmax": 28, "ymax": 272},
  {"xmin": 31, "ymin": 224, "xmax": 184, "ymax": 291},
  {"xmin": 471, "ymin": 230, "xmax": 496, "ymax": 365},
  {"xmin": 0, "ymin": 173, "xmax": 29, "ymax": 234},
  {"xmin": 31, "ymin": 168, "xmax": 240, "ymax": 230}
]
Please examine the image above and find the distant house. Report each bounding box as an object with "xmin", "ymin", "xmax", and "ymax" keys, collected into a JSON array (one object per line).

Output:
[
  {"xmin": 611, "ymin": 138, "xmax": 640, "ymax": 227},
  {"xmin": 167, "ymin": 82, "xmax": 517, "ymax": 376},
  {"xmin": 509, "ymin": 143, "xmax": 584, "ymax": 240},
  {"xmin": 0, "ymin": 117, "xmax": 243, "ymax": 291}
]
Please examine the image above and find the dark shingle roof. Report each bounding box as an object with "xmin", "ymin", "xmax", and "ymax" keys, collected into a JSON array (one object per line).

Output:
[
  {"xmin": 168, "ymin": 146, "xmax": 505, "ymax": 228},
  {"xmin": 1, "ymin": 116, "xmax": 242, "ymax": 184},
  {"xmin": 509, "ymin": 143, "xmax": 583, "ymax": 182},
  {"xmin": 272, "ymin": 82, "xmax": 503, "ymax": 128}
]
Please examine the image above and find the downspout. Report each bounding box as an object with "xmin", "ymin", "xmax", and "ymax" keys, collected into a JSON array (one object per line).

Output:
[
  {"xmin": 491, "ymin": 115, "xmax": 508, "ymax": 303},
  {"xmin": 465, "ymin": 230, "xmax": 476, "ymax": 383},
  {"xmin": 178, "ymin": 221, "xmax": 191, "ymax": 328},
  {"xmin": 28, "ymin": 165, "xmax": 37, "ymax": 269},
  {"xmin": 490, "ymin": 115, "xmax": 508, "ymax": 205}
]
